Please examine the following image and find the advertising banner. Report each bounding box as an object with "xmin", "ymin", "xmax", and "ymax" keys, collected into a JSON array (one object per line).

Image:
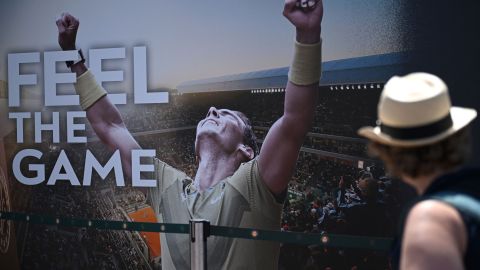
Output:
[{"xmin": 0, "ymin": 1, "xmax": 420, "ymax": 269}]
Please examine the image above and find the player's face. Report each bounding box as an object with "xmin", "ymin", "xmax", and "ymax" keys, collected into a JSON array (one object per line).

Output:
[{"xmin": 195, "ymin": 107, "xmax": 246, "ymax": 154}]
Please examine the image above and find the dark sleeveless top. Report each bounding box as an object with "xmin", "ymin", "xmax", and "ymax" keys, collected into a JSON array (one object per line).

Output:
[{"xmin": 391, "ymin": 167, "xmax": 480, "ymax": 269}]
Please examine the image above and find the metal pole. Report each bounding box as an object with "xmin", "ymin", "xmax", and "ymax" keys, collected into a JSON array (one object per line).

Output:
[{"xmin": 190, "ymin": 219, "xmax": 210, "ymax": 270}]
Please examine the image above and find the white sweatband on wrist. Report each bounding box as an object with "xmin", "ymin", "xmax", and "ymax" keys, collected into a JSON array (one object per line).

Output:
[
  {"xmin": 74, "ymin": 70, "xmax": 107, "ymax": 110},
  {"xmin": 288, "ymin": 39, "xmax": 322, "ymax": 86}
]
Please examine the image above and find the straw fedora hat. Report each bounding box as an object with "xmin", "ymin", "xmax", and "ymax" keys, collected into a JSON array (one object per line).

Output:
[{"xmin": 358, "ymin": 72, "xmax": 477, "ymax": 147}]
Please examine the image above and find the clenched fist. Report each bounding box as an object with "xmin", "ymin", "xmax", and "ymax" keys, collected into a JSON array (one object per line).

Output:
[
  {"xmin": 283, "ymin": 0, "xmax": 323, "ymax": 44},
  {"xmin": 56, "ymin": 12, "xmax": 79, "ymax": 51}
]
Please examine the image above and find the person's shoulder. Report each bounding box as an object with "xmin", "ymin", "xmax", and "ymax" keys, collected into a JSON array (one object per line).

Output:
[
  {"xmin": 403, "ymin": 199, "xmax": 467, "ymax": 254},
  {"xmin": 152, "ymin": 157, "xmax": 191, "ymax": 185},
  {"xmin": 233, "ymin": 157, "xmax": 258, "ymax": 175},
  {"xmin": 408, "ymin": 199, "xmax": 464, "ymax": 225}
]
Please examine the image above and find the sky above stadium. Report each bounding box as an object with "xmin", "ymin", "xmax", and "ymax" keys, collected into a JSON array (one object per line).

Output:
[{"xmin": 0, "ymin": 0, "xmax": 408, "ymax": 90}]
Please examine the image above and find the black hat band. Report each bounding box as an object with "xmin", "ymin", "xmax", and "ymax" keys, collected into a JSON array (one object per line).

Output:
[{"xmin": 380, "ymin": 113, "xmax": 453, "ymax": 140}]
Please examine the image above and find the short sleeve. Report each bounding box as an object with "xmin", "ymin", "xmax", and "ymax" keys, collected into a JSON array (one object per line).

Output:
[
  {"xmin": 146, "ymin": 158, "xmax": 188, "ymax": 216},
  {"xmin": 228, "ymin": 158, "xmax": 284, "ymax": 221}
]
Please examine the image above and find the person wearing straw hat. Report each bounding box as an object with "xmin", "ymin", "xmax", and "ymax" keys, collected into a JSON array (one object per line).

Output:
[{"xmin": 358, "ymin": 72, "xmax": 480, "ymax": 270}]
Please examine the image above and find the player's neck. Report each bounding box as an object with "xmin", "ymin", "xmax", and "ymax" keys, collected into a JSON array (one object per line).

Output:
[{"xmin": 194, "ymin": 151, "xmax": 239, "ymax": 192}]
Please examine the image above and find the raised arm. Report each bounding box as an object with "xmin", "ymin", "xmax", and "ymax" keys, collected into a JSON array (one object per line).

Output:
[
  {"xmin": 258, "ymin": 0, "xmax": 323, "ymax": 195},
  {"xmin": 56, "ymin": 13, "xmax": 140, "ymax": 180}
]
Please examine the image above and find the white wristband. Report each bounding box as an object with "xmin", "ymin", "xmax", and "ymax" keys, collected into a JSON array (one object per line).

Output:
[
  {"xmin": 74, "ymin": 70, "xmax": 107, "ymax": 110},
  {"xmin": 288, "ymin": 39, "xmax": 322, "ymax": 86}
]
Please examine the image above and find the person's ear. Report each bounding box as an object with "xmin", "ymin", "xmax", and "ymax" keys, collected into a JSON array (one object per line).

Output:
[{"xmin": 238, "ymin": 144, "xmax": 254, "ymax": 161}]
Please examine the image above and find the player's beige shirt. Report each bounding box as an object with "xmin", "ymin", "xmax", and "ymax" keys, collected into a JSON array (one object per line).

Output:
[{"xmin": 147, "ymin": 158, "xmax": 284, "ymax": 270}]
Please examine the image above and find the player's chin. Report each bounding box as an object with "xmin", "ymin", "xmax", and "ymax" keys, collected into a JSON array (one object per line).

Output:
[{"xmin": 196, "ymin": 126, "xmax": 220, "ymax": 138}]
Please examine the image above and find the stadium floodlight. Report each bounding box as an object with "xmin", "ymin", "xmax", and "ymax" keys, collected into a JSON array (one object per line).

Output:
[
  {"xmin": 364, "ymin": 85, "xmax": 367, "ymax": 89},
  {"xmin": 330, "ymin": 86, "xmax": 333, "ymax": 90},
  {"xmin": 340, "ymin": 86, "xmax": 344, "ymax": 90},
  {"xmin": 377, "ymin": 84, "xmax": 381, "ymax": 89},
  {"xmin": 370, "ymin": 84, "xmax": 374, "ymax": 89},
  {"xmin": 346, "ymin": 86, "xmax": 349, "ymax": 90},
  {"xmin": 335, "ymin": 86, "xmax": 338, "ymax": 90}
]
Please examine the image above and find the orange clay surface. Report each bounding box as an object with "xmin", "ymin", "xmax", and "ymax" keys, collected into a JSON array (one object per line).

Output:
[{"xmin": 128, "ymin": 206, "xmax": 161, "ymax": 258}]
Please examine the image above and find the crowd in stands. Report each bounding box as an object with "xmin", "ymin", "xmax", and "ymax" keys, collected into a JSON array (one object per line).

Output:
[
  {"xmin": 302, "ymin": 137, "xmax": 369, "ymax": 158},
  {"xmin": 115, "ymin": 187, "xmax": 148, "ymax": 213},
  {"xmin": 18, "ymin": 143, "xmax": 152, "ymax": 269},
  {"xmin": 279, "ymin": 152, "xmax": 415, "ymax": 270},
  {"xmin": 99, "ymin": 86, "xmax": 380, "ymax": 139}
]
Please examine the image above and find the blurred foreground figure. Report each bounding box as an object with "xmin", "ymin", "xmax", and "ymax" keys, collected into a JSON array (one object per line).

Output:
[{"xmin": 358, "ymin": 73, "xmax": 479, "ymax": 270}]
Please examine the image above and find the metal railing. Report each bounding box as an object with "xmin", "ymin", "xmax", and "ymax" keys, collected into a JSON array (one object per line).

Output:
[{"xmin": 1, "ymin": 211, "xmax": 393, "ymax": 269}]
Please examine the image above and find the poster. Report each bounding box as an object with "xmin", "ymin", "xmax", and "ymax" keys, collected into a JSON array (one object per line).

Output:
[{"xmin": 0, "ymin": 0, "xmax": 423, "ymax": 269}]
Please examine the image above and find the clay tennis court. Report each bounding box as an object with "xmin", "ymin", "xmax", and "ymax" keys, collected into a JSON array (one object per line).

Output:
[{"xmin": 128, "ymin": 206, "xmax": 161, "ymax": 258}]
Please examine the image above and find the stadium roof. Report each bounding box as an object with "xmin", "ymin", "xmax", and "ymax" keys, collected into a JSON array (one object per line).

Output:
[{"xmin": 177, "ymin": 51, "xmax": 413, "ymax": 93}]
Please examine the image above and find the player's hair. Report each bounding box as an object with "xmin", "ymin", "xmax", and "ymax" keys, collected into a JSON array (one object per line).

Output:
[{"xmin": 234, "ymin": 111, "xmax": 259, "ymax": 157}]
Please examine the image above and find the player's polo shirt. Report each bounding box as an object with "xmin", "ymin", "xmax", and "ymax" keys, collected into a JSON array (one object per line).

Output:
[{"xmin": 147, "ymin": 158, "xmax": 284, "ymax": 269}]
